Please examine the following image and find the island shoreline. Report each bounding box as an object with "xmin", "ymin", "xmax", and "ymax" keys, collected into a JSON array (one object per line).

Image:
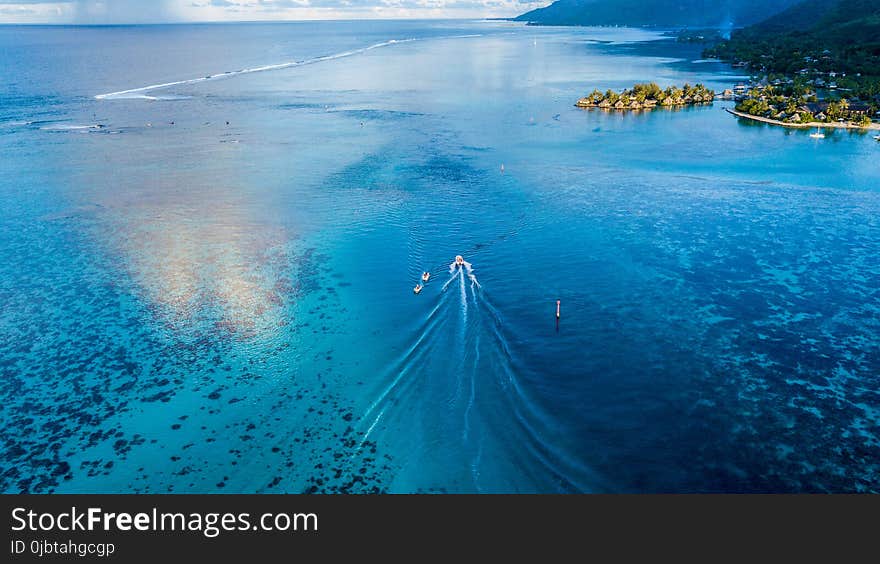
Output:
[{"xmin": 725, "ymin": 108, "xmax": 880, "ymax": 131}]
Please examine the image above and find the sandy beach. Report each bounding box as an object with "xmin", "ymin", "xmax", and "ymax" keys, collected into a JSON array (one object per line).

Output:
[{"xmin": 726, "ymin": 108, "xmax": 880, "ymax": 131}]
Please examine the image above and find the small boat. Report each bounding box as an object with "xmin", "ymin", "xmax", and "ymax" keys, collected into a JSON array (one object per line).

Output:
[
  {"xmin": 413, "ymin": 284, "xmax": 423, "ymax": 295},
  {"xmin": 874, "ymin": 135, "xmax": 880, "ymax": 141},
  {"xmin": 454, "ymin": 255, "xmax": 464, "ymax": 268},
  {"xmin": 421, "ymin": 272, "xmax": 430, "ymax": 283},
  {"xmin": 809, "ymin": 127, "xmax": 825, "ymax": 139}
]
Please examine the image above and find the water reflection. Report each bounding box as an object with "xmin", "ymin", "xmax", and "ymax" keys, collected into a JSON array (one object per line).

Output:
[{"xmin": 105, "ymin": 191, "xmax": 290, "ymax": 340}]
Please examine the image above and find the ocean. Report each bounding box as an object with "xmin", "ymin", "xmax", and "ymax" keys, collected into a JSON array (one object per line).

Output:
[{"xmin": 1, "ymin": 20, "xmax": 878, "ymax": 493}]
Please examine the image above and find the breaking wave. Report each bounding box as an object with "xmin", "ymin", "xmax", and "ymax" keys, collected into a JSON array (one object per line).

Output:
[{"xmin": 95, "ymin": 35, "xmax": 482, "ymax": 101}]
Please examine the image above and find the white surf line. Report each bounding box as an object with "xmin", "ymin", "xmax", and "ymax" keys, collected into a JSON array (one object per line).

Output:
[
  {"xmin": 441, "ymin": 272, "xmax": 458, "ymax": 292},
  {"xmin": 477, "ymin": 312, "xmax": 600, "ymax": 491},
  {"xmin": 355, "ymin": 292, "xmax": 454, "ymax": 456},
  {"xmin": 470, "ymin": 276, "xmax": 480, "ymax": 301},
  {"xmin": 40, "ymin": 124, "xmax": 105, "ymax": 131},
  {"xmin": 358, "ymin": 405, "xmax": 388, "ymax": 450},
  {"xmin": 471, "ymin": 432, "xmax": 484, "ymax": 493},
  {"xmin": 356, "ymin": 289, "xmax": 451, "ymax": 446},
  {"xmin": 463, "ymin": 332, "xmax": 479, "ymax": 442},
  {"xmin": 450, "ymin": 268, "xmax": 468, "ymax": 409},
  {"xmin": 95, "ymin": 34, "xmax": 483, "ymax": 101},
  {"xmin": 460, "ymin": 266, "xmax": 467, "ymax": 311},
  {"xmin": 95, "ymin": 39, "xmax": 413, "ymax": 100}
]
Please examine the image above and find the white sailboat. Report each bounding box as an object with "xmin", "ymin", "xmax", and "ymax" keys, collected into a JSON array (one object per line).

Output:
[{"xmin": 809, "ymin": 127, "xmax": 825, "ymax": 139}]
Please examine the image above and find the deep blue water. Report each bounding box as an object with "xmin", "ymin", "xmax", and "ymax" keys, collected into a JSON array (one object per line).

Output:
[{"xmin": 1, "ymin": 20, "xmax": 878, "ymax": 493}]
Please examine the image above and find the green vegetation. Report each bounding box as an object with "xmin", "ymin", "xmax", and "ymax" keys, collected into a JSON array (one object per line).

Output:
[
  {"xmin": 705, "ymin": 0, "xmax": 880, "ymax": 101},
  {"xmin": 734, "ymin": 84, "xmax": 877, "ymax": 127},
  {"xmin": 576, "ymin": 82, "xmax": 715, "ymax": 110},
  {"xmin": 515, "ymin": 0, "xmax": 800, "ymax": 27}
]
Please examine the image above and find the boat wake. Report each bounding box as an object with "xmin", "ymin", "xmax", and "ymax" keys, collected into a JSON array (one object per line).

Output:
[
  {"xmin": 95, "ymin": 35, "xmax": 482, "ymax": 101},
  {"xmin": 354, "ymin": 261, "xmax": 602, "ymax": 493}
]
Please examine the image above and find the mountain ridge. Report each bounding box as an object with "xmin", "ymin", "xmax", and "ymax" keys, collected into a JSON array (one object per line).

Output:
[
  {"xmin": 514, "ymin": 0, "xmax": 802, "ymax": 28},
  {"xmin": 705, "ymin": 0, "xmax": 880, "ymax": 80}
]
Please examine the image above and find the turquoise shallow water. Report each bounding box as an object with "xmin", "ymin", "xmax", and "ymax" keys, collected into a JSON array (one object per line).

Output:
[{"xmin": 1, "ymin": 20, "xmax": 879, "ymax": 493}]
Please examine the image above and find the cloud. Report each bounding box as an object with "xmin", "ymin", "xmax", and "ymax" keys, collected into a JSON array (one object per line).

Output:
[
  {"xmin": 192, "ymin": 0, "xmax": 545, "ymax": 13},
  {"xmin": 0, "ymin": 0, "xmax": 183, "ymax": 22},
  {"xmin": 71, "ymin": 0, "xmax": 179, "ymax": 23},
  {"xmin": 0, "ymin": 0, "xmax": 550, "ymax": 23},
  {"xmin": 0, "ymin": 1, "xmax": 70, "ymax": 22}
]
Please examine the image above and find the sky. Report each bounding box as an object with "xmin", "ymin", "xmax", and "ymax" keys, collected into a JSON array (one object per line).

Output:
[{"xmin": 0, "ymin": 0, "xmax": 550, "ymax": 23}]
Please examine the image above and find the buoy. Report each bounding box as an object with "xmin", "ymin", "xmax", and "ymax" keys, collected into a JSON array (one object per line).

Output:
[{"xmin": 556, "ymin": 300, "xmax": 561, "ymax": 319}]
